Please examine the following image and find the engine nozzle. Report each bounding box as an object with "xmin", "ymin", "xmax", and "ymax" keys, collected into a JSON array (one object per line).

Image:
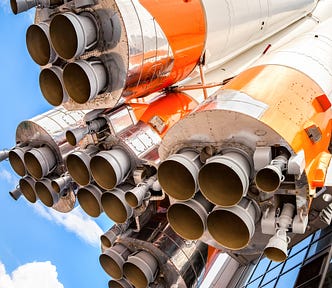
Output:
[
  {"xmin": 123, "ymin": 250, "xmax": 158, "ymax": 288},
  {"xmin": 49, "ymin": 12, "xmax": 98, "ymax": 59},
  {"xmin": 24, "ymin": 146, "xmax": 57, "ymax": 179},
  {"xmin": 66, "ymin": 145, "xmax": 99, "ymax": 186},
  {"xmin": 19, "ymin": 176, "xmax": 37, "ymax": 203},
  {"xmin": 101, "ymin": 186, "xmax": 133, "ymax": 224},
  {"xmin": 207, "ymin": 198, "xmax": 258, "ymax": 250},
  {"xmin": 9, "ymin": 187, "xmax": 22, "ymax": 200},
  {"xmin": 77, "ymin": 184, "xmax": 103, "ymax": 217},
  {"xmin": 167, "ymin": 193, "xmax": 213, "ymax": 240},
  {"xmin": 108, "ymin": 278, "xmax": 133, "ymax": 288},
  {"xmin": 90, "ymin": 149, "xmax": 130, "ymax": 190},
  {"xmin": 158, "ymin": 150, "xmax": 201, "ymax": 201},
  {"xmin": 35, "ymin": 178, "xmax": 59, "ymax": 207},
  {"xmin": 99, "ymin": 243, "xmax": 131, "ymax": 280},
  {"xmin": 63, "ymin": 60, "xmax": 107, "ymax": 104},
  {"xmin": 26, "ymin": 22, "xmax": 57, "ymax": 66},
  {"xmin": 198, "ymin": 151, "xmax": 251, "ymax": 206},
  {"xmin": 39, "ymin": 66, "xmax": 68, "ymax": 106},
  {"xmin": 9, "ymin": 146, "xmax": 30, "ymax": 177}
]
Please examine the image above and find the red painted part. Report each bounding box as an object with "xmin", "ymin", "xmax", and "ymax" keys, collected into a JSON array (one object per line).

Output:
[{"xmin": 139, "ymin": 0, "xmax": 206, "ymax": 84}]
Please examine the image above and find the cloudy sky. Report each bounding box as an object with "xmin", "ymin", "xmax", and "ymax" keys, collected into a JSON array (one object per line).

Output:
[{"xmin": 0, "ymin": 2, "xmax": 111, "ymax": 287}]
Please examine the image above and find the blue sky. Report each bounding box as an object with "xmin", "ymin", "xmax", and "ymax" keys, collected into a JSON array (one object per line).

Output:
[{"xmin": 0, "ymin": 2, "xmax": 111, "ymax": 287}]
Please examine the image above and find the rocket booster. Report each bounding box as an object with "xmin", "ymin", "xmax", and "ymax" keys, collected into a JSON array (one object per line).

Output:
[
  {"xmin": 4, "ymin": 0, "xmax": 332, "ymax": 287},
  {"xmin": 21, "ymin": 0, "xmax": 317, "ymax": 109},
  {"xmin": 158, "ymin": 17, "xmax": 332, "ymax": 263}
]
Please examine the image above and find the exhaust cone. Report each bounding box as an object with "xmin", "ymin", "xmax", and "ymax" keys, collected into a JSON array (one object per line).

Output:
[
  {"xmin": 167, "ymin": 193, "xmax": 212, "ymax": 240},
  {"xmin": 9, "ymin": 146, "xmax": 30, "ymax": 177},
  {"xmin": 63, "ymin": 60, "xmax": 107, "ymax": 104},
  {"xmin": 66, "ymin": 127, "xmax": 89, "ymax": 146},
  {"xmin": 50, "ymin": 12, "xmax": 97, "ymax": 59},
  {"xmin": 39, "ymin": 66, "xmax": 68, "ymax": 106},
  {"xmin": 158, "ymin": 150, "xmax": 201, "ymax": 201},
  {"xmin": 101, "ymin": 187, "xmax": 133, "ymax": 224},
  {"xmin": 108, "ymin": 278, "xmax": 133, "ymax": 288},
  {"xmin": 125, "ymin": 185, "xmax": 149, "ymax": 208},
  {"xmin": 10, "ymin": 0, "xmax": 36, "ymax": 14},
  {"xmin": 24, "ymin": 146, "xmax": 56, "ymax": 179},
  {"xmin": 26, "ymin": 22, "xmax": 57, "ymax": 66},
  {"xmin": 99, "ymin": 243, "xmax": 131, "ymax": 279},
  {"xmin": 90, "ymin": 149, "xmax": 130, "ymax": 190},
  {"xmin": 264, "ymin": 230, "xmax": 289, "ymax": 262},
  {"xmin": 123, "ymin": 250, "xmax": 158, "ymax": 288},
  {"xmin": 9, "ymin": 187, "xmax": 22, "ymax": 200},
  {"xmin": 66, "ymin": 146, "xmax": 98, "ymax": 186},
  {"xmin": 51, "ymin": 174, "xmax": 72, "ymax": 194},
  {"xmin": 198, "ymin": 152, "xmax": 250, "ymax": 206},
  {"xmin": 77, "ymin": 184, "xmax": 103, "ymax": 217},
  {"xmin": 19, "ymin": 176, "xmax": 37, "ymax": 203},
  {"xmin": 0, "ymin": 149, "xmax": 9, "ymax": 162},
  {"xmin": 255, "ymin": 155, "xmax": 287, "ymax": 193},
  {"xmin": 207, "ymin": 198, "xmax": 257, "ymax": 250},
  {"xmin": 101, "ymin": 228, "xmax": 118, "ymax": 249},
  {"xmin": 35, "ymin": 178, "xmax": 59, "ymax": 207}
]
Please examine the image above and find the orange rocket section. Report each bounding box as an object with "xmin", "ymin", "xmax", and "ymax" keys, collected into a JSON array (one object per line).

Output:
[
  {"xmin": 223, "ymin": 64, "xmax": 332, "ymax": 188},
  {"xmin": 140, "ymin": 0, "xmax": 206, "ymax": 83},
  {"xmin": 130, "ymin": 92, "xmax": 199, "ymax": 137}
]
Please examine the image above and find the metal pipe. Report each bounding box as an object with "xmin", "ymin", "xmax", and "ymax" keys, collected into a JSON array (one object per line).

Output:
[
  {"xmin": 9, "ymin": 187, "xmax": 22, "ymax": 201},
  {"xmin": 0, "ymin": 149, "xmax": 9, "ymax": 162}
]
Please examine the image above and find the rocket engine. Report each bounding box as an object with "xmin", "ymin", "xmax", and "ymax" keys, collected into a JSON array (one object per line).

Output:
[{"xmin": 3, "ymin": 0, "xmax": 332, "ymax": 287}]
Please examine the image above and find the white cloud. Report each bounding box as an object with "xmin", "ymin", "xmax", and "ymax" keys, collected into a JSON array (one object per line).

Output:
[
  {"xmin": 0, "ymin": 167, "xmax": 19, "ymax": 189},
  {"xmin": 33, "ymin": 203, "xmax": 103, "ymax": 247},
  {"xmin": 0, "ymin": 261, "xmax": 64, "ymax": 288}
]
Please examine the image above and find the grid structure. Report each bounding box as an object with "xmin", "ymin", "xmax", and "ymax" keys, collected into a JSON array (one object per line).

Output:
[{"xmin": 237, "ymin": 226, "xmax": 332, "ymax": 288}]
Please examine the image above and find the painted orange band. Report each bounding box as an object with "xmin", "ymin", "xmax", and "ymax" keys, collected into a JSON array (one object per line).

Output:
[
  {"xmin": 140, "ymin": 0, "xmax": 206, "ymax": 84},
  {"xmin": 130, "ymin": 91, "xmax": 198, "ymax": 137},
  {"xmin": 224, "ymin": 64, "xmax": 332, "ymax": 187}
]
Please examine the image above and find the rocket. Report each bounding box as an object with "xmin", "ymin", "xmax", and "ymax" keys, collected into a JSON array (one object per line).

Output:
[{"xmin": 3, "ymin": 0, "xmax": 332, "ymax": 287}]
